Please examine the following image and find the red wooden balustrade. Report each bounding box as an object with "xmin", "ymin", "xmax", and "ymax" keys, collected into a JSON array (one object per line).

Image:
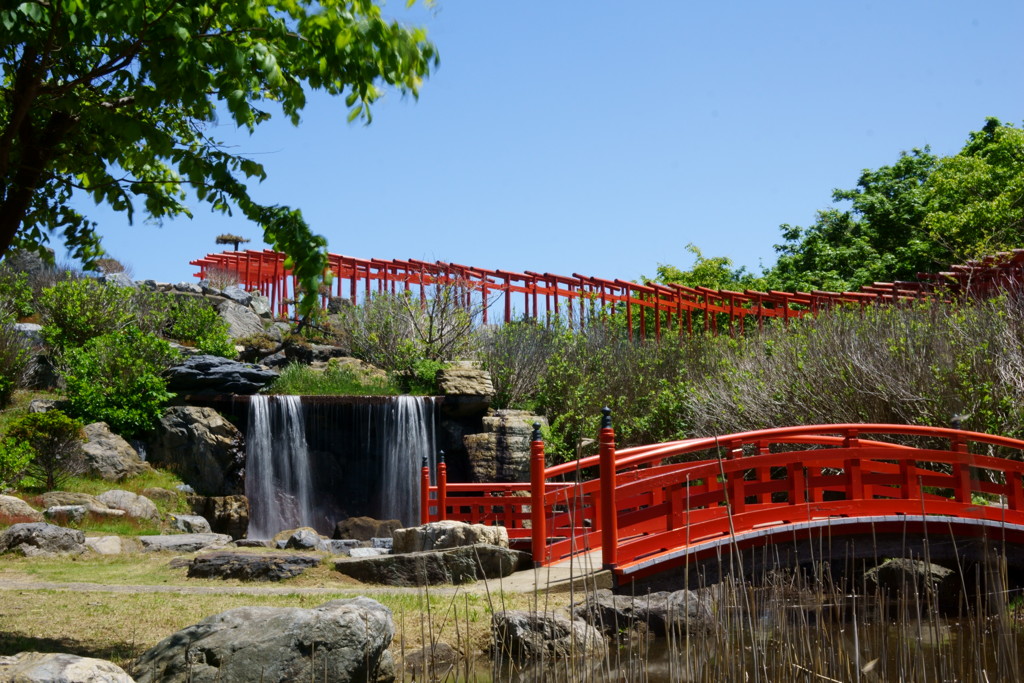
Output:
[
  {"xmin": 190, "ymin": 249, "xmax": 1024, "ymax": 338},
  {"xmin": 421, "ymin": 420, "xmax": 1024, "ymax": 577}
]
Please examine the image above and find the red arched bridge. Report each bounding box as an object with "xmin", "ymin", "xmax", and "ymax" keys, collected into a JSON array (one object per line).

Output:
[{"xmin": 420, "ymin": 416, "xmax": 1024, "ymax": 587}]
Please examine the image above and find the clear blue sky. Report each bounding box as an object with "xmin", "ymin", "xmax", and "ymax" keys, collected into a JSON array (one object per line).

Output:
[{"xmin": 79, "ymin": 1, "xmax": 1024, "ymax": 285}]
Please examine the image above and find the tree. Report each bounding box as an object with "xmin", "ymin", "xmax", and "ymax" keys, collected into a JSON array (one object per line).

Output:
[
  {"xmin": 216, "ymin": 233, "xmax": 251, "ymax": 251},
  {"xmin": 0, "ymin": 0, "xmax": 437, "ymax": 316},
  {"xmin": 655, "ymin": 243, "xmax": 766, "ymax": 291},
  {"xmin": 767, "ymin": 119, "xmax": 1024, "ymax": 293}
]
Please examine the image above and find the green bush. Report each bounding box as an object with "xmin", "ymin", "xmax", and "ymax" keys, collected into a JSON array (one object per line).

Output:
[
  {"xmin": 0, "ymin": 268, "xmax": 33, "ymax": 320},
  {"xmin": 38, "ymin": 278, "xmax": 138, "ymax": 350},
  {"xmin": 267, "ymin": 361, "xmax": 399, "ymax": 396},
  {"xmin": 0, "ymin": 312, "xmax": 32, "ymax": 408},
  {"xmin": 165, "ymin": 297, "xmax": 236, "ymax": 358},
  {"xmin": 5, "ymin": 410, "xmax": 85, "ymax": 491},
  {"xmin": 61, "ymin": 326, "xmax": 178, "ymax": 437},
  {"xmin": 0, "ymin": 437, "xmax": 33, "ymax": 490},
  {"xmin": 477, "ymin": 319, "xmax": 557, "ymax": 409}
]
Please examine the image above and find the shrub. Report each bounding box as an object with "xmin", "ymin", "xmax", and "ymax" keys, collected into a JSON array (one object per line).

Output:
[
  {"xmin": 60, "ymin": 326, "xmax": 178, "ymax": 437},
  {"xmin": 476, "ymin": 319, "xmax": 557, "ymax": 409},
  {"xmin": 5, "ymin": 410, "xmax": 85, "ymax": 491},
  {"xmin": 38, "ymin": 278, "xmax": 138, "ymax": 350},
  {"xmin": 267, "ymin": 361, "xmax": 398, "ymax": 396},
  {"xmin": 0, "ymin": 309, "xmax": 32, "ymax": 408},
  {"xmin": 165, "ymin": 297, "xmax": 236, "ymax": 358},
  {"xmin": 0, "ymin": 267, "xmax": 33, "ymax": 319},
  {"xmin": 0, "ymin": 437, "xmax": 33, "ymax": 490}
]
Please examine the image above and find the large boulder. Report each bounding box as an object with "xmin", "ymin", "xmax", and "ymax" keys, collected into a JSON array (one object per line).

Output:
[
  {"xmin": 97, "ymin": 490, "xmax": 159, "ymax": 521},
  {"xmin": 0, "ymin": 494, "xmax": 42, "ymax": 522},
  {"xmin": 149, "ymin": 407, "xmax": 245, "ymax": 496},
  {"xmin": 334, "ymin": 544, "xmax": 528, "ymax": 586},
  {"xmin": 187, "ymin": 494, "xmax": 249, "ymax": 539},
  {"xmin": 215, "ymin": 300, "xmax": 264, "ymax": 340},
  {"xmin": 0, "ymin": 651, "xmax": 134, "ymax": 682},
  {"xmin": 436, "ymin": 367, "xmax": 493, "ymax": 418},
  {"xmin": 139, "ymin": 533, "xmax": 231, "ymax": 553},
  {"xmin": 0, "ymin": 522, "xmax": 85, "ymax": 556},
  {"xmin": 572, "ymin": 588, "xmax": 716, "ymax": 637},
  {"xmin": 163, "ymin": 355, "xmax": 276, "ymax": 396},
  {"xmin": 392, "ymin": 520, "xmax": 508, "ymax": 554},
  {"xmin": 333, "ymin": 516, "xmax": 402, "ymax": 542},
  {"xmin": 133, "ymin": 597, "xmax": 394, "ymax": 683},
  {"xmin": 81, "ymin": 422, "xmax": 151, "ymax": 481},
  {"xmin": 39, "ymin": 491, "xmax": 123, "ymax": 517},
  {"xmin": 492, "ymin": 610, "xmax": 607, "ymax": 661},
  {"xmin": 186, "ymin": 552, "xmax": 322, "ymax": 581},
  {"xmin": 464, "ymin": 411, "xmax": 547, "ymax": 483}
]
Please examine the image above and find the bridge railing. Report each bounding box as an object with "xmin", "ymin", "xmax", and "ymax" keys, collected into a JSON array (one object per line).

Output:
[{"xmin": 421, "ymin": 416, "xmax": 1024, "ymax": 570}]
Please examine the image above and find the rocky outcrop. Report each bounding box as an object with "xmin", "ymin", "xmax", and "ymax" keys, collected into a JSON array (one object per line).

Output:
[
  {"xmin": 81, "ymin": 422, "xmax": 151, "ymax": 481},
  {"xmin": 216, "ymin": 300, "xmax": 264, "ymax": 340},
  {"xmin": 334, "ymin": 544, "xmax": 528, "ymax": 586},
  {"xmin": 163, "ymin": 355, "xmax": 276, "ymax": 396},
  {"xmin": 133, "ymin": 598, "xmax": 394, "ymax": 683},
  {"xmin": 187, "ymin": 494, "xmax": 249, "ymax": 539},
  {"xmin": 492, "ymin": 610, "xmax": 607, "ymax": 661},
  {"xmin": 437, "ymin": 367, "xmax": 493, "ymax": 418},
  {"xmin": 186, "ymin": 552, "xmax": 322, "ymax": 581},
  {"xmin": 464, "ymin": 411, "xmax": 547, "ymax": 483},
  {"xmin": 43, "ymin": 505, "xmax": 87, "ymax": 524},
  {"xmin": 864, "ymin": 558, "xmax": 961, "ymax": 612},
  {"xmin": 0, "ymin": 651, "xmax": 134, "ymax": 682},
  {"xmin": 85, "ymin": 536, "xmax": 123, "ymax": 555},
  {"xmin": 168, "ymin": 513, "xmax": 211, "ymax": 534},
  {"xmin": 149, "ymin": 407, "xmax": 245, "ymax": 496},
  {"xmin": 39, "ymin": 491, "xmax": 123, "ymax": 517},
  {"xmin": 392, "ymin": 520, "xmax": 508, "ymax": 554},
  {"xmin": 0, "ymin": 495, "xmax": 42, "ymax": 522},
  {"xmin": 97, "ymin": 490, "xmax": 159, "ymax": 521},
  {"xmin": 572, "ymin": 588, "xmax": 717, "ymax": 637},
  {"xmin": 0, "ymin": 522, "xmax": 86, "ymax": 556},
  {"xmin": 138, "ymin": 533, "xmax": 231, "ymax": 553},
  {"xmin": 333, "ymin": 516, "xmax": 401, "ymax": 541}
]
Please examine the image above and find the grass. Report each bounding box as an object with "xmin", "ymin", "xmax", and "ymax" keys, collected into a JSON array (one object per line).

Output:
[{"xmin": 266, "ymin": 362, "xmax": 400, "ymax": 396}]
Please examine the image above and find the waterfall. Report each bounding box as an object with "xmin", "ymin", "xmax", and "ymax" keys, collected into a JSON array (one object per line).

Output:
[
  {"xmin": 246, "ymin": 395, "xmax": 316, "ymax": 539},
  {"xmin": 245, "ymin": 395, "xmax": 437, "ymax": 538}
]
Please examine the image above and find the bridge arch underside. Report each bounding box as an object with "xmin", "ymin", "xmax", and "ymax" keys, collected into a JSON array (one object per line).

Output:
[{"xmin": 617, "ymin": 515, "xmax": 1024, "ymax": 594}]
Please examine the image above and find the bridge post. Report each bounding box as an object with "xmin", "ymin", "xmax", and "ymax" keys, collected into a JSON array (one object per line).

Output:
[
  {"xmin": 599, "ymin": 407, "xmax": 618, "ymax": 569},
  {"xmin": 420, "ymin": 455, "xmax": 431, "ymax": 524},
  {"xmin": 437, "ymin": 451, "xmax": 448, "ymax": 522},
  {"xmin": 529, "ymin": 423, "xmax": 548, "ymax": 567}
]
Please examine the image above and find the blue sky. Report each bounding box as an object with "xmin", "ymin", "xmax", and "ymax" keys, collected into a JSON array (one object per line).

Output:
[{"xmin": 79, "ymin": 1, "xmax": 1024, "ymax": 285}]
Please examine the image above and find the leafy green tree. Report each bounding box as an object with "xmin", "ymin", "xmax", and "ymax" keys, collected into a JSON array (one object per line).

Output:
[
  {"xmin": 5, "ymin": 410, "xmax": 85, "ymax": 491},
  {"xmin": 655, "ymin": 243, "xmax": 766, "ymax": 291},
  {"xmin": 0, "ymin": 0, "xmax": 437, "ymax": 316},
  {"xmin": 767, "ymin": 119, "xmax": 1024, "ymax": 293}
]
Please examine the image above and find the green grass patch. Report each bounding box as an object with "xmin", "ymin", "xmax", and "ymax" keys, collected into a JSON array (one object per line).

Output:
[{"xmin": 267, "ymin": 362, "xmax": 399, "ymax": 396}]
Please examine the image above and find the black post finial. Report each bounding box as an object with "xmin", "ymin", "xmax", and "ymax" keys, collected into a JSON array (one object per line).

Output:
[
  {"xmin": 601, "ymin": 406, "xmax": 612, "ymax": 429},
  {"xmin": 438, "ymin": 450, "xmax": 446, "ymax": 464},
  {"xmin": 531, "ymin": 422, "xmax": 543, "ymax": 442},
  {"xmin": 421, "ymin": 455, "xmax": 428, "ymax": 468}
]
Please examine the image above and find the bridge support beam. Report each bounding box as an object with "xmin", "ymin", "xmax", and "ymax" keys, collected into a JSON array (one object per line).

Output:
[
  {"xmin": 599, "ymin": 407, "xmax": 618, "ymax": 569},
  {"xmin": 529, "ymin": 423, "xmax": 547, "ymax": 567}
]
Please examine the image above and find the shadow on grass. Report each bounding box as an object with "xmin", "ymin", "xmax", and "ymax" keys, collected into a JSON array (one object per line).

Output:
[{"xmin": 0, "ymin": 632, "xmax": 144, "ymax": 666}]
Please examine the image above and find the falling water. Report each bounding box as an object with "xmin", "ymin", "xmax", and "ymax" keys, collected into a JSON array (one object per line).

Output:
[
  {"xmin": 245, "ymin": 395, "xmax": 437, "ymax": 538},
  {"xmin": 246, "ymin": 395, "xmax": 316, "ymax": 539}
]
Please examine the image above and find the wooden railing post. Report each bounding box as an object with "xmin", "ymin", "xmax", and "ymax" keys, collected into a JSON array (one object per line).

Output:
[
  {"xmin": 599, "ymin": 407, "xmax": 618, "ymax": 569},
  {"xmin": 529, "ymin": 422, "xmax": 548, "ymax": 567},
  {"xmin": 437, "ymin": 451, "xmax": 448, "ymax": 522},
  {"xmin": 420, "ymin": 455, "xmax": 431, "ymax": 524}
]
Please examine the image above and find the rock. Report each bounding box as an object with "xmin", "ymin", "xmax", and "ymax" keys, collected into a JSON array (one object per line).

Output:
[
  {"xmin": 100, "ymin": 272, "xmax": 136, "ymax": 289},
  {"xmin": 138, "ymin": 533, "xmax": 231, "ymax": 553},
  {"xmin": 864, "ymin": 557, "xmax": 961, "ymax": 612},
  {"xmin": 572, "ymin": 588, "xmax": 716, "ymax": 637},
  {"xmin": 174, "ymin": 281, "xmax": 203, "ymax": 294},
  {"xmin": 186, "ymin": 552, "xmax": 321, "ymax": 581},
  {"xmin": 333, "ymin": 516, "xmax": 402, "ymax": 542},
  {"xmin": 0, "ymin": 522, "xmax": 86, "ymax": 556},
  {"xmin": 0, "ymin": 494, "xmax": 42, "ymax": 522},
  {"xmin": 133, "ymin": 597, "xmax": 394, "ymax": 683},
  {"xmin": 28, "ymin": 398, "xmax": 59, "ymax": 413},
  {"xmin": 492, "ymin": 610, "xmax": 607, "ymax": 661},
  {"xmin": 149, "ymin": 407, "xmax": 245, "ymax": 496},
  {"xmin": 187, "ymin": 494, "xmax": 249, "ymax": 539},
  {"xmin": 97, "ymin": 490, "xmax": 159, "ymax": 521},
  {"xmin": 215, "ymin": 300, "xmax": 264, "ymax": 340},
  {"xmin": 12, "ymin": 322, "xmax": 43, "ymax": 347},
  {"xmin": 220, "ymin": 285, "xmax": 253, "ymax": 307},
  {"xmin": 232, "ymin": 539, "xmax": 274, "ymax": 549},
  {"xmin": 175, "ymin": 484, "xmax": 195, "ymax": 494},
  {"xmin": 0, "ymin": 651, "xmax": 134, "ymax": 682},
  {"xmin": 81, "ymin": 422, "xmax": 151, "ymax": 481},
  {"xmin": 85, "ymin": 536, "xmax": 123, "ymax": 555},
  {"xmin": 163, "ymin": 355, "xmax": 276, "ymax": 396},
  {"xmin": 169, "ymin": 513, "xmax": 212, "ymax": 534},
  {"xmin": 321, "ymin": 539, "xmax": 360, "ymax": 554},
  {"xmin": 334, "ymin": 544, "xmax": 528, "ymax": 586},
  {"xmin": 405, "ymin": 642, "xmax": 460, "ymax": 680},
  {"xmin": 371, "ymin": 537, "xmax": 394, "ymax": 551},
  {"xmin": 284, "ymin": 528, "xmax": 322, "ymax": 550},
  {"xmin": 259, "ymin": 350, "xmax": 288, "ymax": 368},
  {"xmin": 249, "ymin": 292, "xmax": 272, "ymax": 317},
  {"xmin": 392, "ymin": 520, "xmax": 509, "ymax": 554},
  {"xmin": 464, "ymin": 411, "xmax": 548, "ymax": 483},
  {"xmin": 436, "ymin": 368, "xmax": 493, "ymax": 418},
  {"xmin": 43, "ymin": 505, "xmax": 87, "ymax": 524},
  {"xmin": 348, "ymin": 547, "xmax": 391, "ymax": 558},
  {"xmin": 140, "ymin": 487, "xmax": 179, "ymax": 505}
]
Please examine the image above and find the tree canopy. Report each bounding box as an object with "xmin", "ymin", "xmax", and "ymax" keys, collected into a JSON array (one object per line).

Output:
[
  {"xmin": 766, "ymin": 118, "xmax": 1024, "ymax": 292},
  {"xmin": 0, "ymin": 0, "xmax": 437, "ymax": 314}
]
